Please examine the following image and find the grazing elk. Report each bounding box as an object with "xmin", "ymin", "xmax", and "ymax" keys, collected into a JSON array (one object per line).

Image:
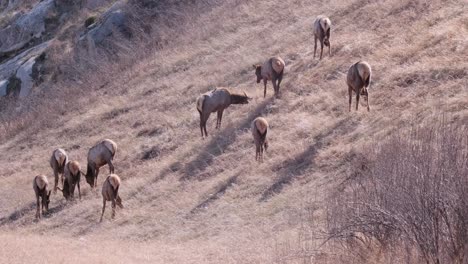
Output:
[
  {"xmin": 58, "ymin": 161, "xmax": 83, "ymax": 201},
  {"xmin": 100, "ymin": 174, "xmax": 123, "ymax": 222},
  {"xmin": 33, "ymin": 175, "xmax": 51, "ymax": 219},
  {"xmin": 313, "ymin": 15, "xmax": 332, "ymax": 60},
  {"xmin": 251, "ymin": 117, "xmax": 269, "ymax": 162},
  {"xmin": 347, "ymin": 61, "xmax": 372, "ymax": 112},
  {"xmin": 85, "ymin": 139, "xmax": 117, "ymax": 189},
  {"xmin": 253, "ymin": 56, "xmax": 285, "ymax": 98},
  {"xmin": 196, "ymin": 88, "xmax": 251, "ymax": 138},
  {"xmin": 50, "ymin": 148, "xmax": 68, "ymax": 193}
]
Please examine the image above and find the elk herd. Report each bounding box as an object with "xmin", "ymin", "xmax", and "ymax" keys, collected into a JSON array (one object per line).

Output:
[
  {"xmin": 34, "ymin": 139, "xmax": 122, "ymax": 222},
  {"xmin": 32, "ymin": 15, "xmax": 372, "ymax": 222}
]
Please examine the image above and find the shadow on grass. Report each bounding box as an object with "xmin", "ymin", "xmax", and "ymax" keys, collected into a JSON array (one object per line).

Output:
[
  {"xmin": 190, "ymin": 174, "xmax": 239, "ymax": 214},
  {"xmin": 178, "ymin": 97, "xmax": 274, "ymax": 181},
  {"xmin": 259, "ymin": 117, "xmax": 359, "ymax": 202}
]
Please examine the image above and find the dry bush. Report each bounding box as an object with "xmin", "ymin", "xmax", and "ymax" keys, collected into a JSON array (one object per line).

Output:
[{"xmin": 327, "ymin": 118, "xmax": 468, "ymax": 264}]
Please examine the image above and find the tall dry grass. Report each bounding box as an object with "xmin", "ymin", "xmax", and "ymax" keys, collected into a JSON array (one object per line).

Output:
[{"xmin": 327, "ymin": 118, "xmax": 468, "ymax": 263}]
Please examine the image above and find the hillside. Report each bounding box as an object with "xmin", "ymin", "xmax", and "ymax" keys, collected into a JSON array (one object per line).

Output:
[{"xmin": 0, "ymin": 0, "xmax": 467, "ymax": 263}]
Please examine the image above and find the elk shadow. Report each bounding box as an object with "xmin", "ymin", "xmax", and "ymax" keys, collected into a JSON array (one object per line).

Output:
[
  {"xmin": 259, "ymin": 118, "xmax": 360, "ymax": 202},
  {"xmin": 179, "ymin": 97, "xmax": 274, "ymax": 181},
  {"xmin": 0, "ymin": 202, "xmax": 36, "ymax": 225},
  {"xmin": 190, "ymin": 174, "xmax": 239, "ymax": 214}
]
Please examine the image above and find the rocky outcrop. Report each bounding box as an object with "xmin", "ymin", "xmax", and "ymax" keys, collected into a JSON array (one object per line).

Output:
[
  {"xmin": 79, "ymin": 1, "xmax": 131, "ymax": 50},
  {"xmin": 0, "ymin": 0, "xmax": 55, "ymax": 58},
  {"xmin": 0, "ymin": 41, "xmax": 49, "ymax": 98}
]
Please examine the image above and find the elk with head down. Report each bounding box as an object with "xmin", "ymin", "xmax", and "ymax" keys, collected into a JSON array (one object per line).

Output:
[
  {"xmin": 253, "ymin": 56, "xmax": 285, "ymax": 98},
  {"xmin": 100, "ymin": 174, "xmax": 123, "ymax": 222},
  {"xmin": 313, "ymin": 15, "xmax": 332, "ymax": 60},
  {"xmin": 251, "ymin": 117, "xmax": 269, "ymax": 162},
  {"xmin": 33, "ymin": 174, "xmax": 51, "ymax": 219},
  {"xmin": 196, "ymin": 88, "xmax": 251, "ymax": 139},
  {"xmin": 50, "ymin": 148, "xmax": 68, "ymax": 194},
  {"xmin": 85, "ymin": 139, "xmax": 117, "ymax": 189},
  {"xmin": 347, "ymin": 61, "xmax": 372, "ymax": 112},
  {"xmin": 58, "ymin": 160, "xmax": 83, "ymax": 201}
]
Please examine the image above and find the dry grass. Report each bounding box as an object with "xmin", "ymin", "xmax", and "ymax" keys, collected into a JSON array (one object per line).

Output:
[{"xmin": 0, "ymin": 0, "xmax": 467, "ymax": 263}]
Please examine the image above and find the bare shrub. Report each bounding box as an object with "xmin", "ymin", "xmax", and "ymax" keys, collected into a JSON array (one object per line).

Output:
[{"xmin": 327, "ymin": 119, "xmax": 468, "ymax": 264}]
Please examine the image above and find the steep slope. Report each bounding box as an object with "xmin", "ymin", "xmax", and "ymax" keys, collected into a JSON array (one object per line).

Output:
[{"xmin": 0, "ymin": 0, "xmax": 467, "ymax": 263}]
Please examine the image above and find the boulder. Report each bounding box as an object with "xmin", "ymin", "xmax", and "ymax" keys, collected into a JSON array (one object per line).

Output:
[
  {"xmin": 0, "ymin": 0, "xmax": 55, "ymax": 56},
  {"xmin": 0, "ymin": 41, "xmax": 49, "ymax": 98},
  {"xmin": 79, "ymin": 1, "xmax": 131, "ymax": 50},
  {"xmin": 0, "ymin": 79, "xmax": 8, "ymax": 96}
]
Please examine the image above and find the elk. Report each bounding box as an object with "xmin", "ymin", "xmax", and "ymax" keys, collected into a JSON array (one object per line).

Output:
[
  {"xmin": 33, "ymin": 175, "xmax": 51, "ymax": 219},
  {"xmin": 313, "ymin": 15, "xmax": 332, "ymax": 60},
  {"xmin": 100, "ymin": 174, "xmax": 123, "ymax": 222},
  {"xmin": 196, "ymin": 88, "xmax": 251, "ymax": 138},
  {"xmin": 58, "ymin": 161, "xmax": 83, "ymax": 201},
  {"xmin": 347, "ymin": 61, "xmax": 372, "ymax": 112},
  {"xmin": 253, "ymin": 56, "xmax": 285, "ymax": 98},
  {"xmin": 251, "ymin": 117, "xmax": 269, "ymax": 162},
  {"xmin": 49, "ymin": 148, "xmax": 68, "ymax": 193},
  {"xmin": 85, "ymin": 139, "xmax": 117, "ymax": 189}
]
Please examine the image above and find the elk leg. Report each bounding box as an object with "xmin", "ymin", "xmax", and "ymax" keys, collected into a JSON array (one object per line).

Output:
[
  {"xmin": 314, "ymin": 36, "xmax": 317, "ymax": 58},
  {"xmin": 53, "ymin": 170, "xmax": 59, "ymax": 194},
  {"xmin": 217, "ymin": 110, "xmax": 224, "ymax": 129},
  {"xmin": 356, "ymin": 91, "xmax": 360, "ymax": 111},
  {"xmin": 199, "ymin": 111, "xmax": 204, "ymax": 138},
  {"xmin": 100, "ymin": 199, "xmax": 106, "ymax": 222},
  {"xmin": 348, "ymin": 86, "xmax": 353, "ymax": 112},
  {"xmin": 320, "ymin": 40, "xmax": 324, "ymax": 60},
  {"xmin": 277, "ymin": 73, "xmax": 283, "ymax": 96},
  {"xmin": 366, "ymin": 94, "xmax": 370, "ymax": 112},
  {"xmin": 328, "ymin": 41, "xmax": 331, "ymax": 56},
  {"xmin": 94, "ymin": 168, "xmax": 100, "ymax": 189},
  {"xmin": 36, "ymin": 197, "xmax": 40, "ymax": 219},
  {"xmin": 77, "ymin": 181, "xmax": 81, "ymax": 201},
  {"xmin": 108, "ymin": 159, "xmax": 114, "ymax": 174},
  {"xmin": 263, "ymin": 79, "xmax": 267, "ymax": 98},
  {"xmin": 203, "ymin": 113, "xmax": 209, "ymax": 137},
  {"xmin": 111, "ymin": 199, "xmax": 116, "ymax": 219}
]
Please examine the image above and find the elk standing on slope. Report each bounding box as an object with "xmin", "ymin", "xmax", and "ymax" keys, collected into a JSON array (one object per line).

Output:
[
  {"xmin": 58, "ymin": 160, "xmax": 83, "ymax": 201},
  {"xmin": 313, "ymin": 15, "xmax": 332, "ymax": 60},
  {"xmin": 196, "ymin": 88, "xmax": 251, "ymax": 139},
  {"xmin": 33, "ymin": 175, "xmax": 51, "ymax": 219},
  {"xmin": 347, "ymin": 61, "xmax": 372, "ymax": 112},
  {"xmin": 85, "ymin": 139, "xmax": 117, "ymax": 189},
  {"xmin": 50, "ymin": 148, "xmax": 68, "ymax": 193},
  {"xmin": 253, "ymin": 56, "xmax": 285, "ymax": 98},
  {"xmin": 100, "ymin": 174, "xmax": 123, "ymax": 222},
  {"xmin": 251, "ymin": 117, "xmax": 269, "ymax": 162}
]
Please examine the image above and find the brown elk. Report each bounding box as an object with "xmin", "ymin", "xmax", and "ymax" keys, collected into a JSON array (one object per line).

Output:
[
  {"xmin": 251, "ymin": 117, "xmax": 269, "ymax": 162},
  {"xmin": 100, "ymin": 174, "xmax": 123, "ymax": 222},
  {"xmin": 347, "ymin": 61, "xmax": 372, "ymax": 112},
  {"xmin": 196, "ymin": 88, "xmax": 251, "ymax": 138},
  {"xmin": 33, "ymin": 175, "xmax": 51, "ymax": 219},
  {"xmin": 85, "ymin": 139, "xmax": 117, "ymax": 189},
  {"xmin": 49, "ymin": 148, "xmax": 68, "ymax": 193},
  {"xmin": 253, "ymin": 56, "xmax": 285, "ymax": 98},
  {"xmin": 313, "ymin": 15, "xmax": 332, "ymax": 60}
]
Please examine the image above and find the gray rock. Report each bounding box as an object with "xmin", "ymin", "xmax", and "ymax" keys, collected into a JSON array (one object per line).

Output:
[
  {"xmin": 85, "ymin": 0, "xmax": 112, "ymax": 10},
  {"xmin": 16, "ymin": 56, "xmax": 36, "ymax": 97},
  {"xmin": 0, "ymin": 41, "xmax": 49, "ymax": 97},
  {"xmin": 0, "ymin": 79, "xmax": 8, "ymax": 96},
  {"xmin": 79, "ymin": 1, "xmax": 131, "ymax": 50},
  {"xmin": 0, "ymin": 0, "xmax": 55, "ymax": 56}
]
